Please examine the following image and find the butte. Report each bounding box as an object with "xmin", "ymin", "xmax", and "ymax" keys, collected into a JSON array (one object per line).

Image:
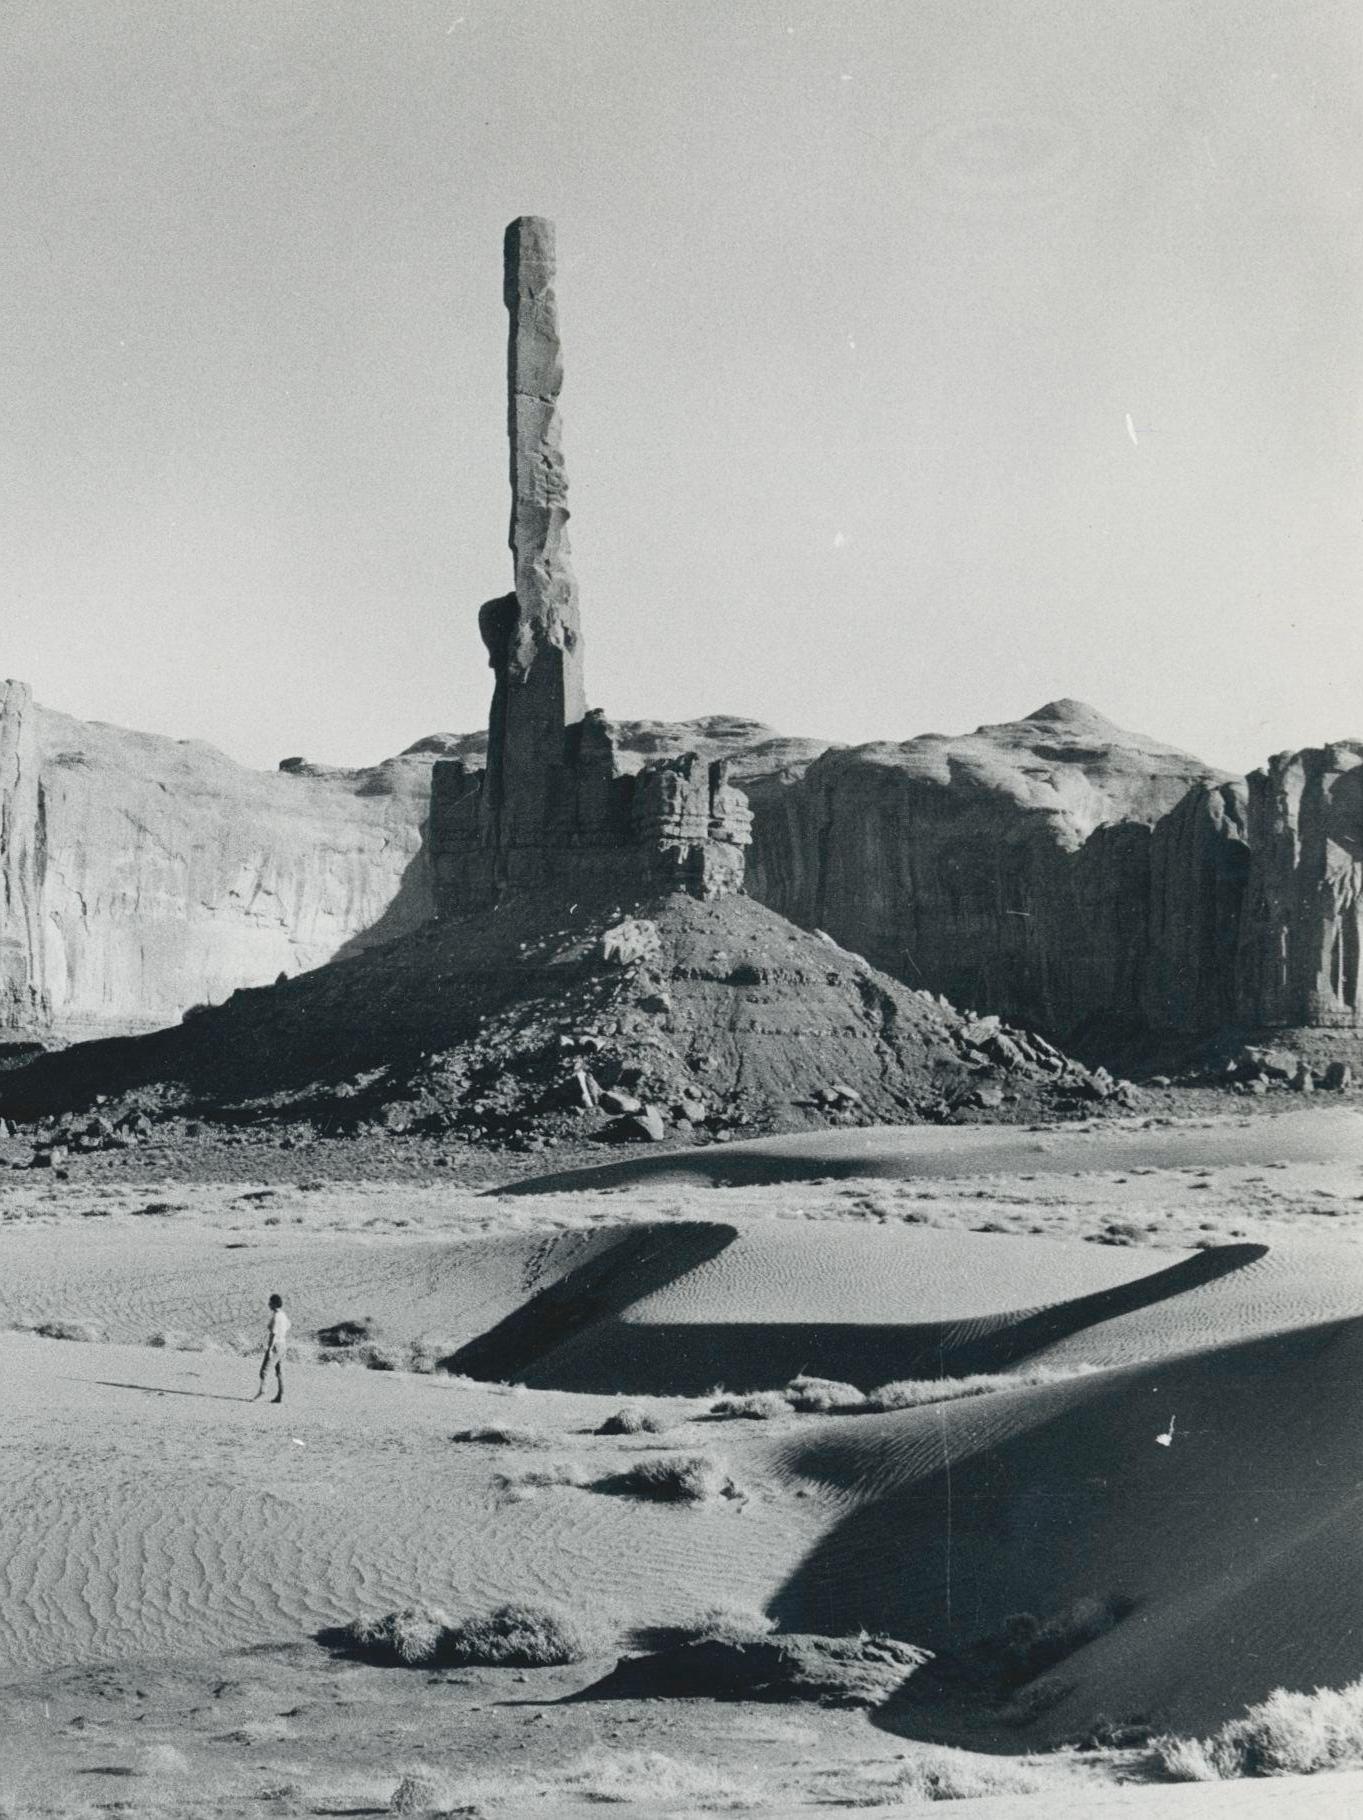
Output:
[{"xmin": 0, "ymin": 220, "xmax": 1100, "ymax": 1149}]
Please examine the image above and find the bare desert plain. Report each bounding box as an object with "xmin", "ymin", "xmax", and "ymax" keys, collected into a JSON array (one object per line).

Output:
[{"xmin": 4, "ymin": 1104, "xmax": 1363, "ymax": 1818}]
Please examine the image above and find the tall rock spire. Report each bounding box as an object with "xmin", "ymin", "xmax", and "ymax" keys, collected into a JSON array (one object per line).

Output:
[
  {"xmin": 480, "ymin": 216, "xmax": 585, "ymax": 848},
  {"xmin": 429, "ymin": 217, "xmax": 751, "ymax": 915}
]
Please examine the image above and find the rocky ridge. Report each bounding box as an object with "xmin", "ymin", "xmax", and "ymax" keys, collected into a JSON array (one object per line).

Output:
[{"xmin": 0, "ymin": 887, "xmax": 1124, "ymax": 1168}]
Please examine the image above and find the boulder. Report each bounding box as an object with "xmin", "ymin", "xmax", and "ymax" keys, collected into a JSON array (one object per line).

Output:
[{"xmin": 601, "ymin": 1105, "xmax": 667, "ymax": 1143}]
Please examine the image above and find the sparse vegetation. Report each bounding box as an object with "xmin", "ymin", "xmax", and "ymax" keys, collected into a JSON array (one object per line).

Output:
[
  {"xmin": 494, "ymin": 1459, "xmax": 591, "ymax": 1499},
  {"xmin": 633, "ymin": 1605, "xmax": 778, "ymax": 1650},
  {"xmin": 1154, "ymin": 1677, "xmax": 1363, "ymax": 1780},
  {"xmin": 596, "ymin": 1403, "xmax": 666, "ymax": 1434},
  {"xmin": 559, "ymin": 1748, "xmax": 762, "ymax": 1808},
  {"xmin": 785, "ymin": 1374, "xmax": 865, "ymax": 1412},
  {"xmin": 26, "ymin": 1319, "xmax": 103, "ymax": 1343},
  {"xmin": 863, "ymin": 1364, "xmax": 1098, "ymax": 1411},
  {"xmin": 447, "ymin": 1601, "xmax": 601, "ymax": 1667},
  {"xmin": 339, "ymin": 1600, "xmax": 603, "ymax": 1670},
  {"xmin": 602, "ymin": 1452, "xmax": 738, "ymax": 1503},
  {"xmin": 707, "ymin": 1364, "xmax": 1096, "ymax": 1423},
  {"xmin": 450, "ymin": 1424, "xmax": 549, "ymax": 1449},
  {"xmin": 709, "ymin": 1389, "xmax": 790, "ymax": 1420},
  {"xmin": 389, "ymin": 1769, "xmax": 450, "ymax": 1814},
  {"xmin": 831, "ymin": 1743, "xmax": 1045, "ymax": 1804}
]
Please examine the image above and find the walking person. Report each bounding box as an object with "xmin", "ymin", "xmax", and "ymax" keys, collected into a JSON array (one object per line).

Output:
[{"xmin": 252, "ymin": 1293, "xmax": 290, "ymax": 1404}]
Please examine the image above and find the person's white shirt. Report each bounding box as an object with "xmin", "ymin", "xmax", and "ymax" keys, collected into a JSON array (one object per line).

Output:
[{"xmin": 267, "ymin": 1307, "xmax": 290, "ymax": 1349}]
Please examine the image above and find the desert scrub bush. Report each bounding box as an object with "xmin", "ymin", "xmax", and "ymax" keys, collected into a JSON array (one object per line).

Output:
[
  {"xmin": 389, "ymin": 1770, "xmax": 458, "ymax": 1814},
  {"xmin": 709, "ymin": 1390, "xmax": 790, "ymax": 1421},
  {"xmin": 450, "ymin": 1425, "xmax": 549, "ymax": 1449},
  {"xmin": 785, "ymin": 1374, "xmax": 866, "ymax": 1413},
  {"xmin": 597, "ymin": 1404, "xmax": 666, "ymax": 1434},
  {"xmin": 561, "ymin": 1747, "xmax": 762, "ymax": 1808},
  {"xmin": 447, "ymin": 1600, "xmax": 602, "ymax": 1667},
  {"xmin": 1153, "ymin": 1677, "xmax": 1363, "ymax": 1780},
  {"xmin": 30, "ymin": 1319, "xmax": 103, "ymax": 1343},
  {"xmin": 863, "ymin": 1363, "xmax": 1097, "ymax": 1412},
  {"xmin": 634, "ymin": 1605, "xmax": 778, "ymax": 1650},
  {"xmin": 494, "ymin": 1459, "xmax": 590, "ymax": 1500},
  {"xmin": 145, "ymin": 1328, "xmax": 207, "ymax": 1351},
  {"xmin": 407, "ymin": 1335, "xmax": 459, "ymax": 1374},
  {"xmin": 339, "ymin": 1601, "xmax": 602, "ymax": 1670},
  {"xmin": 344, "ymin": 1605, "xmax": 455, "ymax": 1666},
  {"xmin": 602, "ymin": 1453, "xmax": 738, "ymax": 1503}
]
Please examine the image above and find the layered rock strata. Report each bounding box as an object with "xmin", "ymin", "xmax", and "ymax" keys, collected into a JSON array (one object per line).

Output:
[{"xmin": 429, "ymin": 217, "xmax": 751, "ymax": 916}]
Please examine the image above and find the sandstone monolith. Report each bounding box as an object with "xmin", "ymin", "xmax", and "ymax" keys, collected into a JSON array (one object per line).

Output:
[
  {"xmin": 430, "ymin": 219, "xmax": 752, "ymax": 914},
  {"xmin": 480, "ymin": 216, "xmax": 586, "ymax": 852}
]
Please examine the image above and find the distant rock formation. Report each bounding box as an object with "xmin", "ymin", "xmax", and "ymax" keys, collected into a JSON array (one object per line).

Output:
[
  {"xmin": 745, "ymin": 702, "xmax": 1363, "ymax": 1042},
  {"xmin": 1234, "ymin": 743, "xmax": 1363, "ymax": 1028},
  {"xmin": 429, "ymin": 217, "xmax": 752, "ymax": 915},
  {"xmin": 0, "ymin": 680, "xmax": 436, "ymax": 1035}
]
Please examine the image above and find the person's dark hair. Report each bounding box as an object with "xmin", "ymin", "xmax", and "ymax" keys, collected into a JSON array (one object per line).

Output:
[{"xmin": 268, "ymin": 1294, "xmax": 283, "ymax": 1309}]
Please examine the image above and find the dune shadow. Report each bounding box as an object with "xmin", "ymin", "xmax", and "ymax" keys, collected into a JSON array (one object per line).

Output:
[
  {"xmin": 487, "ymin": 1242, "xmax": 1265, "ymax": 1396},
  {"xmin": 768, "ymin": 1315, "xmax": 1354, "ymax": 1750},
  {"xmin": 494, "ymin": 1145, "xmax": 896, "ymax": 1196},
  {"xmin": 441, "ymin": 1221, "xmax": 738, "ymax": 1383}
]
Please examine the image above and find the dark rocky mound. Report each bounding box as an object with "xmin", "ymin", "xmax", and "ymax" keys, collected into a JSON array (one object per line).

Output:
[
  {"xmin": 0, "ymin": 888, "xmax": 1116, "ymax": 1153},
  {"xmin": 579, "ymin": 1631, "xmax": 932, "ymax": 1708}
]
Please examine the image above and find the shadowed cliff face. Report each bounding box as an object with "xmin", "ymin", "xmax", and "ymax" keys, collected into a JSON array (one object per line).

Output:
[{"xmin": 743, "ymin": 704, "xmax": 1363, "ymax": 1040}]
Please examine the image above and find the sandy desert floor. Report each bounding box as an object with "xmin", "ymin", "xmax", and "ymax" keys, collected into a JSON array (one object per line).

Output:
[{"xmin": 3, "ymin": 1105, "xmax": 1363, "ymax": 1816}]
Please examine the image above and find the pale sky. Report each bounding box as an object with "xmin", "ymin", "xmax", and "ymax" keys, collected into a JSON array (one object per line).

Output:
[{"xmin": 2, "ymin": 0, "xmax": 1360, "ymax": 777}]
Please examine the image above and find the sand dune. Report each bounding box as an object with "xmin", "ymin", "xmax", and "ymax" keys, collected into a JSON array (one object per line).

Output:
[
  {"xmin": 0, "ymin": 1330, "xmax": 814, "ymax": 1682},
  {"xmin": 5, "ymin": 1121, "xmax": 1363, "ymax": 1809},
  {"xmin": 773, "ymin": 1308, "xmax": 1363, "ymax": 1741},
  {"xmin": 505, "ymin": 1105, "xmax": 1363, "ymax": 1194}
]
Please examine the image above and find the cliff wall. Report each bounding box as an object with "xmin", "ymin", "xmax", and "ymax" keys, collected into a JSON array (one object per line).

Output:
[
  {"xmin": 0, "ymin": 688, "xmax": 819, "ymax": 1037},
  {"xmin": 744, "ymin": 699, "xmax": 1230, "ymax": 1039},
  {"xmin": 0, "ymin": 681, "xmax": 436, "ymax": 1035}
]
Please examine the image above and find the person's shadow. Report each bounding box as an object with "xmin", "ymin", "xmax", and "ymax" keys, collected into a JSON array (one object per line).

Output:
[{"xmin": 85, "ymin": 1378, "xmax": 254, "ymax": 1403}]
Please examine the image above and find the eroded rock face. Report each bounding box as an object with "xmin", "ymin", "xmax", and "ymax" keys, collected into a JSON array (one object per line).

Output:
[
  {"xmin": 1, "ymin": 681, "xmax": 44, "ymax": 1027},
  {"xmin": 0, "ymin": 684, "xmax": 436, "ymax": 1035},
  {"xmin": 745, "ymin": 700, "xmax": 1229, "ymax": 1038},
  {"xmin": 1234, "ymin": 744, "xmax": 1363, "ymax": 1027}
]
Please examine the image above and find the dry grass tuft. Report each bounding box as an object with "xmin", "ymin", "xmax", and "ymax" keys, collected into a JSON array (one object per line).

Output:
[
  {"xmin": 1154, "ymin": 1676, "xmax": 1363, "ymax": 1780},
  {"xmin": 710, "ymin": 1390, "xmax": 790, "ymax": 1421},
  {"xmin": 145, "ymin": 1328, "xmax": 208, "ymax": 1351},
  {"xmin": 448, "ymin": 1601, "xmax": 602, "ymax": 1667},
  {"xmin": 449, "ymin": 1425, "xmax": 550, "ymax": 1449},
  {"xmin": 29, "ymin": 1319, "xmax": 103, "ymax": 1343},
  {"xmin": 561, "ymin": 1747, "xmax": 763, "ymax": 1808},
  {"xmin": 389, "ymin": 1770, "xmax": 452, "ymax": 1813},
  {"xmin": 834, "ymin": 1743, "xmax": 1045, "ymax": 1804},
  {"xmin": 785, "ymin": 1374, "xmax": 866, "ymax": 1412},
  {"xmin": 493, "ymin": 1459, "xmax": 590, "ymax": 1500},
  {"xmin": 864, "ymin": 1363, "xmax": 1098, "ymax": 1411},
  {"xmin": 603, "ymin": 1452, "xmax": 738, "ymax": 1503},
  {"xmin": 340, "ymin": 1600, "xmax": 602, "ymax": 1670},
  {"xmin": 347, "ymin": 1605, "xmax": 454, "ymax": 1666},
  {"xmin": 634, "ymin": 1605, "xmax": 778, "ymax": 1651},
  {"xmin": 596, "ymin": 1404, "xmax": 667, "ymax": 1435}
]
